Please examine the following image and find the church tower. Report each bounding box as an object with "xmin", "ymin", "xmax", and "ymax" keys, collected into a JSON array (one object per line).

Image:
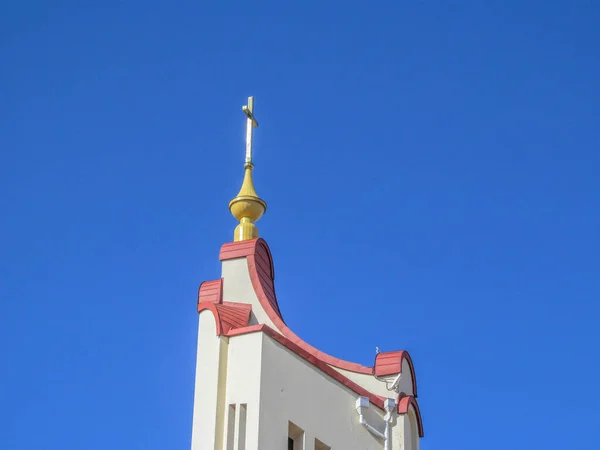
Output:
[{"xmin": 190, "ymin": 97, "xmax": 424, "ymax": 450}]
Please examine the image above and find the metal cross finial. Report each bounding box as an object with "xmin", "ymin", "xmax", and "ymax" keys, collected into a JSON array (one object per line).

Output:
[{"xmin": 242, "ymin": 96, "xmax": 259, "ymax": 166}]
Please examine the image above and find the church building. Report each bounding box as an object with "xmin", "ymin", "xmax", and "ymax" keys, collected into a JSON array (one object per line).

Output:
[{"xmin": 190, "ymin": 97, "xmax": 424, "ymax": 450}]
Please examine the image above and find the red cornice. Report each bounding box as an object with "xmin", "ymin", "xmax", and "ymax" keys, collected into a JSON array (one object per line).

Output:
[{"xmin": 397, "ymin": 394, "xmax": 425, "ymax": 437}]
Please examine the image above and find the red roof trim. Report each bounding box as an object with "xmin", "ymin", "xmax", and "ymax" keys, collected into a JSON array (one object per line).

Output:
[
  {"xmin": 397, "ymin": 394, "xmax": 425, "ymax": 437},
  {"xmin": 225, "ymin": 324, "xmax": 386, "ymax": 410},
  {"xmin": 219, "ymin": 240, "xmax": 259, "ymax": 261},
  {"xmin": 197, "ymin": 301, "xmax": 251, "ymax": 335},
  {"xmin": 374, "ymin": 350, "xmax": 418, "ymax": 397},
  {"xmin": 220, "ymin": 239, "xmax": 372, "ymax": 374},
  {"xmin": 198, "ymin": 279, "xmax": 223, "ymax": 304}
]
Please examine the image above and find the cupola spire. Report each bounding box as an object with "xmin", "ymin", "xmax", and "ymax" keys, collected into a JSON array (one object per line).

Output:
[{"xmin": 228, "ymin": 96, "xmax": 267, "ymax": 241}]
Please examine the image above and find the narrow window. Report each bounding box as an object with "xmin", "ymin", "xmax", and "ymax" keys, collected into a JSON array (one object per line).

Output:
[
  {"xmin": 288, "ymin": 421, "xmax": 304, "ymax": 450},
  {"xmin": 315, "ymin": 438, "xmax": 331, "ymax": 450},
  {"xmin": 226, "ymin": 405, "xmax": 236, "ymax": 450},
  {"xmin": 238, "ymin": 404, "xmax": 247, "ymax": 450}
]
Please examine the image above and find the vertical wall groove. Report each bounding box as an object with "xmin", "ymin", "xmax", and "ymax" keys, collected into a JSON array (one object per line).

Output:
[
  {"xmin": 226, "ymin": 405, "xmax": 236, "ymax": 450},
  {"xmin": 237, "ymin": 404, "xmax": 247, "ymax": 450},
  {"xmin": 214, "ymin": 337, "xmax": 229, "ymax": 450}
]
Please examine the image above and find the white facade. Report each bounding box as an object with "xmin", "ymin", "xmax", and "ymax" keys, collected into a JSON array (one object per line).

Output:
[{"xmin": 191, "ymin": 239, "xmax": 424, "ymax": 450}]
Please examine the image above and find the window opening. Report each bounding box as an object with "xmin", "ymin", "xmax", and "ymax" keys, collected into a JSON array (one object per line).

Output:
[
  {"xmin": 315, "ymin": 438, "xmax": 331, "ymax": 450},
  {"xmin": 288, "ymin": 421, "xmax": 305, "ymax": 450}
]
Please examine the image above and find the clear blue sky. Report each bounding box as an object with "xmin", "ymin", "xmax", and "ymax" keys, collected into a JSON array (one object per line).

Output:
[{"xmin": 1, "ymin": 1, "xmax": 599, "ymax": 449}]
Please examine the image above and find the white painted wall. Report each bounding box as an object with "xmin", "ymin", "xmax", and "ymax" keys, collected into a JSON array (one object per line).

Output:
[
  {"xmin": 334, "ymin": 366, "xmax": 394, "ymax": 397},
  {"xmin": 399, "ymin": 359, "xmax": 415, "ymax": 397},
  {"xmin": 190, "ymin": 311, "xmax": 222, "ymax": 450},
  {"xmin": 221, "ymin": 258, "xmax": 279, "ymax": 330},
  {"xmin": 333, "ymin": 356, "xmax": 415, "ymax": 398},
  {"xmin": 191, "ymin": 322, "xmax": 416, "ymax": 450},
  {"xmin": 257, "ymin": 333, "xmax": 409, "ymax": 450},
  {"xmin": 223, "ymin": 332, "xmax": 263, "ymax": 450},
  {"xmin": 399, "ymin": 408, "xmax": 420, "ymax": 450},
  {"xmin": 190, "ymin": 314, "xmax": 265, "ymax": 450}
]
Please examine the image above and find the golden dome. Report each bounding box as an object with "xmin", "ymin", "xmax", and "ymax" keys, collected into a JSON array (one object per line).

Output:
[{"xmin": 228, "ymin": 163, "xmax": 267, "ymax": 241}]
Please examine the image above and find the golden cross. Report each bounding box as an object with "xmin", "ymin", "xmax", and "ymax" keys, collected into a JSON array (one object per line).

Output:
[{"xmin": 242, "ymin": 96, "xmax": 259, "ymax": 166}]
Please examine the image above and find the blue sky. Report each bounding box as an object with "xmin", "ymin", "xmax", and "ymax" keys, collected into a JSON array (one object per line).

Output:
[{"xmin": 1, "ymin": 1, "xmax": 599, "ymax": 448}]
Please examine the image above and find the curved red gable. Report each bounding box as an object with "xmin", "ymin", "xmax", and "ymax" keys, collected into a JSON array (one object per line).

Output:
[
  {"xmin": 198, "ymin": 279, "xmax": 223, "ymax": 304},
  {"xmin": 374, "ymin": 350, "xmax": 418, "ymax": 397},
  {"xmin": 397, "ymin": 394, "xmax": 425, "ymax": 437}
]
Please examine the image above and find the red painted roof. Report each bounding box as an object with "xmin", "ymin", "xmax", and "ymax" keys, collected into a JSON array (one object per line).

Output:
[
  {"xmin": 215, "ymin": 302, "xmax": 252, "ymax": 333},
  {"xmin": 197, "ymin": 300, "xmax": 251, "ymax": 335},
  {"xmin": 374, "ymin": 350, "xmax": 418, "ymax": 396},
  {"xmin": 198, "ymin": 279, "xmax": 223, "ymax": 304}
]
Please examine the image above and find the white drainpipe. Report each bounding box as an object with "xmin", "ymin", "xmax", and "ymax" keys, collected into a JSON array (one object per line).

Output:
[{"xmin": 355, "ymin": 397, "xmax": 396, "ymax": 450}]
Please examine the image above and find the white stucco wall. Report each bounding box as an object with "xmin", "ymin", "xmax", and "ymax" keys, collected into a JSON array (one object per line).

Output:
[
  {"xmin": 222, "ymin": 332, "xmax": 263, "ymax": 450},
  {"xmin": 190, "ymin": 311, "xmax": 222, "ymax": 450},
  {"xmin": 333, "ymin": 356, "xmax": 415, "ymax": 398},
  {"xmin": 191, "ymin": 322, "xmax": 416, "ymax": 450},
  {"xmin": 333, "ymin": 366, "xmax": 394, "ymax": 398},
  {"xmin": 221, "ymin": 258, "xmax": 279, "ymax": 330},
  {"xmin": 190, "ymin": 314, "xmax": 265, "ymax": 450},
  {"xmin": 399, "ymin": 409, "xmax": 420, "ymax": 450},
  {"xmin": 257, "ymin": 333, "xmax": 408, "ymax": 450},
  {"xmin": 399, "ymin": 359, "xmax": 415, "ymax": 396}
]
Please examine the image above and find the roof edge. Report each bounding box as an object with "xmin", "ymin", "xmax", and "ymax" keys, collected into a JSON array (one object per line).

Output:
[
  {"xmin": 226, "ymin": 324, "xmax": 386, "ymax": 410},
  {"xmin": 220, "ymin": 238, "xmax": 373, "ymax": 374},
  {"xmin": 197, "ymin": 301, "xmax": 252, "ymax": 335}
]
